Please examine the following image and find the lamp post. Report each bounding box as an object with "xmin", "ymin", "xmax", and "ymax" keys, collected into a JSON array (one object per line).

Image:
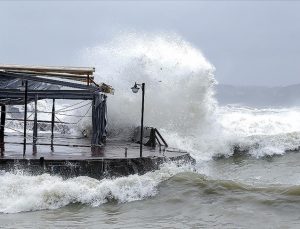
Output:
[{"xmin": 131, "ymin": 82, "xmax": 145, "ymax": 157}]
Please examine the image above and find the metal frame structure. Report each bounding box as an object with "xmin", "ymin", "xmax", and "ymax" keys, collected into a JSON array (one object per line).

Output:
[{"xmin": 0, "ymin": 65, "xmax": 112, "ymax": 157}]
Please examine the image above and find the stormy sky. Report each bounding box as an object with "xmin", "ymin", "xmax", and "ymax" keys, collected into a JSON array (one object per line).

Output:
[{"xmin": 0, "ymin": 1, "xmax": 299, "ymax": 86}]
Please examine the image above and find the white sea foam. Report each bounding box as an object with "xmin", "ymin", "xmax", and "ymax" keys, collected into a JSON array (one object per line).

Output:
[
  {"xmin": 0, "ymin": 163, "xmax": 192, "ymax": 213},
  {"xmin": 218, "ymin": 106, "xmax": 300, "ymax": 158},
  {"xmin": 165, "ymin": 106, "xmax": 300, "ymax": 159}
]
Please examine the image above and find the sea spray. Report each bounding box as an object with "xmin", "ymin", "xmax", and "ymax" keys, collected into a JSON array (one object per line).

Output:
[
  {"xmin": 79, "ymin": 32, "xmax": 233, "ymax": 159},
  {"xmin": 79, "ymin": 32, "xmax": 300, "ymax": 159},
  {"xmin": 81, "ymin": 32, "xmax": 216, "ymax": 131}
]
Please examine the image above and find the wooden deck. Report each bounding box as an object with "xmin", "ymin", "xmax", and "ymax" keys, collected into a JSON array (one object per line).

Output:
[
  {"xmin": 0, "ymin": 133, "xmax": 188, "ymax": 160},
  {"xmin": 0, "ymin": 133, "xmax": 194, "ymax": 179}
]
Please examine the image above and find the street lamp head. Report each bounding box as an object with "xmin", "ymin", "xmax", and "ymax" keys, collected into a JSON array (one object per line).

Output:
[{"xmin": 131, "ymin": 82, "xmax": 140, "ymax": 93}]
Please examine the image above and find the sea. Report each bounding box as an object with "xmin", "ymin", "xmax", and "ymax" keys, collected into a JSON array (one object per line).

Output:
[{"xmin": 1, "ymin": 33, "xmax": 300, "ymax": 228}]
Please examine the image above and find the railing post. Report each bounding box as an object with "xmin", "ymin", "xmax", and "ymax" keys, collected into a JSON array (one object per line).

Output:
[{"xmin": 154, "ymin": 128, "xmax": 168, "ymax": 147}]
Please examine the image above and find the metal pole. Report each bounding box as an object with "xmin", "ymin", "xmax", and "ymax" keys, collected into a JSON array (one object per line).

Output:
[
  {"xmin": 51, "ymin": 98, "xmax": 55, "ymax": 151},
  {"xmin": 140, "ymin": 83, "xmax": 145, "ymax": 157},
  {"xmin": 23, "ymin": 80, "xmax": 28, "ymax": 156},
  {"xmin": 33, "ymin": 95, "xmax": 38, "ymax": 154},
  {"xmin": 0, "ymin": 105, "xmax": 6, "ymax": 156}
]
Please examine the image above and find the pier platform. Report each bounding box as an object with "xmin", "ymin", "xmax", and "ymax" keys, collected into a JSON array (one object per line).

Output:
[{"xmin": 0, "ymin": 133, "xmax": 194, "ymax": 179}]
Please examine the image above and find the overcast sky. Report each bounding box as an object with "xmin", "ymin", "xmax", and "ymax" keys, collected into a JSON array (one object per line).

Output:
[{"xmin": 0, "ymin": 1, "xmax": 299, "ymax": 86}]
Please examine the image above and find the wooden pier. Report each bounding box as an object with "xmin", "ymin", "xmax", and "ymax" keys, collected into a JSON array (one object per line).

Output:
[{"xmin": 0, "ymin": 133, "xmax": 193, "ymax": 179}]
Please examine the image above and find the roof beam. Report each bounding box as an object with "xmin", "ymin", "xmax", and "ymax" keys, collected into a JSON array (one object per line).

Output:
[
  {"xmin": 0, "ymin": 72, "xmax": 99, "ymax": 91},
  {"xmin": 6, "ymin": 70, "xmax": 94, "ymax": 82},
  {"xmin": 0, "ymin": 64, "xmax": 95, "ymax": 75}
]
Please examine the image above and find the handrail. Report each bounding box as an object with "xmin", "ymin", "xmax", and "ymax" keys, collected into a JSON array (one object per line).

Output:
[{"xmin": 154, "ymin": 128, "xmax": 168, "ymax": 147}]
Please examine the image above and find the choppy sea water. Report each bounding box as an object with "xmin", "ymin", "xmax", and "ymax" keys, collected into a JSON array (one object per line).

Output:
[
  {"xmin": 2, "ymin": 105, "xmax": 300, "ymax": 228},
  {"xmin": 1, "ymin": 152, "xmax": 300, "ymax": 228}
]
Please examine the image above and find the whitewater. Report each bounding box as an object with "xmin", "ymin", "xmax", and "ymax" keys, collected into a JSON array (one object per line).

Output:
[{"xmin": 1, "ymin": 33, "xmax": 300, "ymax": 228}]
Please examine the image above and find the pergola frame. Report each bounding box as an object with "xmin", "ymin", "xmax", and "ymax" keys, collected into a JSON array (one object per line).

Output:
[{"xmin": 0, "ymin": 65, "xmax": 111, "ymax": 156}]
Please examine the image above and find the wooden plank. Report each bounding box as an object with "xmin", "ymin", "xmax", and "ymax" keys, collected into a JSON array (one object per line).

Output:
[{"xmin": 0, "ymin": 64, "xmax": 95, "ymax": 75}]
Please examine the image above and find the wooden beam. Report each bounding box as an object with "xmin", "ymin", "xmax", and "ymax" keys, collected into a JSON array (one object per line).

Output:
[
  {"xmin": 0, "ymin": 64, "xmax": 95, "ymax": 75},
  {"xmin": 6, "ymin": 70, "xmax": 94, "ymax": 82},
  {"xmin": 0, "ymin": 71, "xmax": 98, "ymax": 91}
]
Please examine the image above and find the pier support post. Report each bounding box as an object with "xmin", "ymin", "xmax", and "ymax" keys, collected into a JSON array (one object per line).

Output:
[
  {"xmin": 23, "ymin": 80, "xmax": 28, "ymax": 157},
  {"xmin": 33, "ymin": 96, "xmax": 38, "ymax": 154},
  {"xmin": 0, "ymin": 105, "xmax": 6, "ymax": 156},
  {"xmin": 51, "ymin": 99, "xmax": 55, "ymax": 151}
]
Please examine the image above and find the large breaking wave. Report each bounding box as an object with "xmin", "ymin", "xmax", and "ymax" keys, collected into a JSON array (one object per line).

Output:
[{"xmin": 80, "ymin": 32, "xmax": 300, "ymax": 160}]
